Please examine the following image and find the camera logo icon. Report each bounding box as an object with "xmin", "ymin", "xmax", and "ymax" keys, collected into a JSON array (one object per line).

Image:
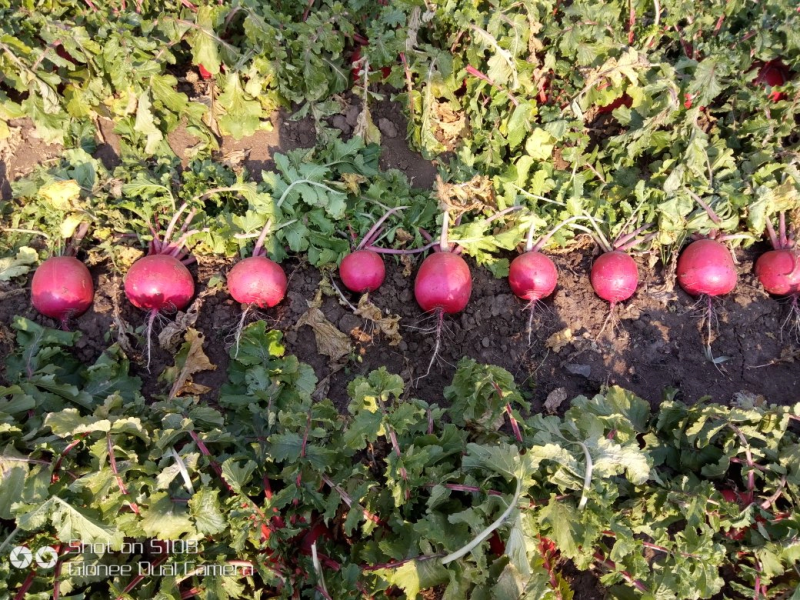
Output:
[{"xmin": 9, "ymin": 546, "xmax": 58, "ymax": 569}]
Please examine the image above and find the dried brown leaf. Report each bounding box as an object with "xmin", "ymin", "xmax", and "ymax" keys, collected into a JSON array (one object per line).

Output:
[
  {"xmin": 544, "ymin": 387, "xmax": 568, "ymax": 414},
  {"xmin": 169, "ymin": 328, "xmax": 217, "ymax": 399},
  {"xmin": 295, "ymin": 290, "xmax": 352, "ymax": 363},
  {"xmin": 159, "ymin": 288, "xmax": 215, "ymax": 353},
  {"xmin": 353, "ymin": 295, "xmax": 403, "ymax": 346}
]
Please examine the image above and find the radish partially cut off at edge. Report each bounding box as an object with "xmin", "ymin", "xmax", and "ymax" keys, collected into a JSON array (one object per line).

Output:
[{"xmin": 755, "ymin": 212, "xmax": 800, "ymax": 337}]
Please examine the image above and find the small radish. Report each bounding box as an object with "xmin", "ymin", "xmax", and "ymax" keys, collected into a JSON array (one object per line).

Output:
[
  {"xmin": 198, "ymin": 64, "xmax": 213, "ymax": 80},
  {"xmin": 754, "ymin": 60, "xmax": 791, "ymax": 102},
  {"xmin": 338, "ymin": 206, "xmax": 409, "ymax": 294},
  {"xmin": 755, "ymin": 212, "xmax": 800, "ymax": 335},
  {"xmin": 340, "ymin": 250, "xmax": 385, "ymax": 293},
  {"xmin": 338, "ymin": 206, "xmax": 439, "ymax": 296},
  {"xmin": 31, "ymin": 222, "xmax": 93, "ymax": 330},
  {"xmin": 676, "ymin": 191, "xmax": 743, "ymax": 361},
  {"xmin": 582, "ymin": 217, "xmax": 654, "ymax": 335},
  {"xmin": 228, "ymin": 218, "xmax": 288, "ymax": 355},
  {"xmin": 349, "ymin": 42, "xmax": 391, "ymax": 82},
  {"xmin": 414, "ymin": 210, "xmax": 472, "ymax": 377},
  {"xmin": 124, "ymin": 204, "xmax": 206, "ymax": 367},
  {"xmin": 509, "ymin": 215, "xmax": 586, "ymax": 343}
]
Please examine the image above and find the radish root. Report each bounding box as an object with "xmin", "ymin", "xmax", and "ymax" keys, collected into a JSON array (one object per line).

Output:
[{"xmin": 418, "ymin": 308, "xmax": 445, "ymax": 383}]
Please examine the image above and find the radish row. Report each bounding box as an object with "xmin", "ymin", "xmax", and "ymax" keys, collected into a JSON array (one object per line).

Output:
[{"xmin": 28, "ymin": 210, "xmax": 800, "ymax": 355}]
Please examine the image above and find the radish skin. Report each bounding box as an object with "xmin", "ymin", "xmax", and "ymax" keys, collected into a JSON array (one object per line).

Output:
[
  {"xmin": 590, "ymin": 251, "xmax": 639, "ymax": 303},
  {"xmin": 31, "ymin": 256, "xmax": 94, "ymax": 325},
  {"xmin": 755, "ymin": 250, "xmax": 800, "ymax": 296},
  {"xmin": 228, "ymin": 256, "xmax": 288, "ymax": 308},
  {"xmin": 124, "ymin": 254, "xmax": 194, "ymax": 312},
  {"xmin": 509, "ymin": 251, "xmax": 558, "ymax": 301},
  {"xmin": 414, "ymin": 252, "xmax": 472, "ymax": 314},
  {"xmin": 677, "ymin": 239, "xmax": 738, "ymax": 297},
  {"xmin": 340, "ymin": 249, "xmax": 385, "ymax": 293}
]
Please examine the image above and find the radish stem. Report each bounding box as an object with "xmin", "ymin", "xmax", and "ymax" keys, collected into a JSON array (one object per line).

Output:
[
  {"xmin": 440, "ymin": 210, "xmax": 451, "ymax": 252},
  {"xmin": 357, "ymin": 206, "xmax": 407, "ymax": 250},
  {"xmin": 252, "ymin": 219, "xmax": 273, "ymax": 257},
  {"xmin": 441, "ymin": 478, "xmax": 522, "ymax": 564}
]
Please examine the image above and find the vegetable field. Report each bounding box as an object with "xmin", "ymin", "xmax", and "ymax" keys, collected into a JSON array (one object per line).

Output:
[{"xmin": 2, "ymin": 0, "xmax": 800, "ymax": 598}]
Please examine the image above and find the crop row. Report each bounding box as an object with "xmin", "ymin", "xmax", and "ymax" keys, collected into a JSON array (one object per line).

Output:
[{"xmin": 25, "ymin": 196, "xmax": 799, "ymax": 366}]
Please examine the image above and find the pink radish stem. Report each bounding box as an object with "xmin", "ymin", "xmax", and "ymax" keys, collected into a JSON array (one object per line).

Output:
[
  {"xmin": 357, "ymin": 206, "xmax": 407, "ymax": 250},
  {"xmin": 252, "ymin": 219, "xmax": 273, "ymax": 258}
]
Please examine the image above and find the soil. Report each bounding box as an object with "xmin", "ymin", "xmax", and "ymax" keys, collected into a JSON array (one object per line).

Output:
[{"xmin": 2, "ymin": 90, "xmax": 799, "ymax": 600}]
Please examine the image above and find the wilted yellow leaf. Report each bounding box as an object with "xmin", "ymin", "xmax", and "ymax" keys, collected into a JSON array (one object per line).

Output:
[
  {"xmin": 40, "ymin": 180, "xmax": 82, "ymax": 211},
  {"xmin": 168, "ymin": 328, "xmax": 217, "ymax": 399}
]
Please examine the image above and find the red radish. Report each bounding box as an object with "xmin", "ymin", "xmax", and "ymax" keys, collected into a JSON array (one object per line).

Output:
[
  {"xmin": 350, "ymin": 44, "xmax": 391, "ymax": 81},
  {"xmin": 509, "ymin": 251, "xmax": 557, "ymax": 301},
  {"xmin": 414, "ymin": 251, "xmax": 472, "ymax": 314},
  {"xmin": 756, "ymin": 250, "xmax": 800, "ymax": 296},
  {"xmin": 228, "ymin": 218, "xmax": 288, "ymax": 356},
  {"xmin": 228, "ymin": 218, "xmax": 287, "ymax": 309},
  {"xmin": 338, "ymin": 206, "xmax": 412, "ymax": 294},
  {"xmin": 676, "ymin": 239, "xmax": 737, "ymax": 297},
  {"xmin": 676, "ymin": 193, "xmax": 744, "ymax": 361},
  {"xmin": 414, "ymin": 210, "xmax": 473, "ymax": 378},
  {"xmin": 228, "ymin": 257, "xmax": 287, "ymax": 308},
  {"xmin": 591, "ymin": 251, "xmax": 639, "ymax": 303},
  {"xmin": 581, "ymin": 218, "xmax": 654, "ymax": 336},
  {"xmin": 754, "ymin": 60, "xmax": 790, "ymax": 102},
  {"xmin": 125, "ymin": 254, "xmax": 194, "ymax": 311},
  {"xmin": 340, "ymin": 250, "xmax": 385, "ymax": 293},
  {"xmin": 30, "ymin": 222, "xmax": 93, "ymax": 330},
  {"xmin": 596, "ymin": 93, "xmax": 632, "ymax": 115},
  {"xmin": 683, "ymin": 92, "xmax": 706, "ymax": 111},
  {"xmin": 124, "ymin": 203, "xmax": 205, "ymax": 367},
  {"xmin": 198, "ymin": 64, "xmax": 213, "ymax": 80},
  {"xmin": 676, "ymin": 192, "xmax": 739, "ymax": 298},
  {"xmin": 755, "ymin": 213, "xmax": 800, "ymax": 335},
  {"xmin": 509, "ymin": 215, "xmax": 585, "ymax": 342},
  {"xmin": 32, "ymin": 256, "xmax": 93, "ymax": 328}
]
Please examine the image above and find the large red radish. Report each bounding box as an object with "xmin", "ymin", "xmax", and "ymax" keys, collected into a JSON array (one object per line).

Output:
[
  {"xmin": 412, "ymin": 210, "xmax": 475, "ymax": 378},
  {"xmin": 31, "ymin": 256, "xmax": 94, "ymax": 327},
  {"xmin": 124, "ymin": 254, "xmax": 194, "ymax": 311},
  {"xmin": 590, "ymin": 251, "xmax": 639, "ymax": 303},
  {"xmin": 30, "ymin": 222, "xmax": 94, "ymax": 330},
  {"xmin": 676, "ymin": 239, "xmax": 738, "ymax": 297},
  {"xmin": 228, "ymin": 256, "xmax": 288, "ymax": 308},
  {"xmin": 414, "ymin": 251, "xmax": 472, "ymax": 314},
  {"xmin": 125, "ymin": 203, "xmax": 205, "ymax": 367}
]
